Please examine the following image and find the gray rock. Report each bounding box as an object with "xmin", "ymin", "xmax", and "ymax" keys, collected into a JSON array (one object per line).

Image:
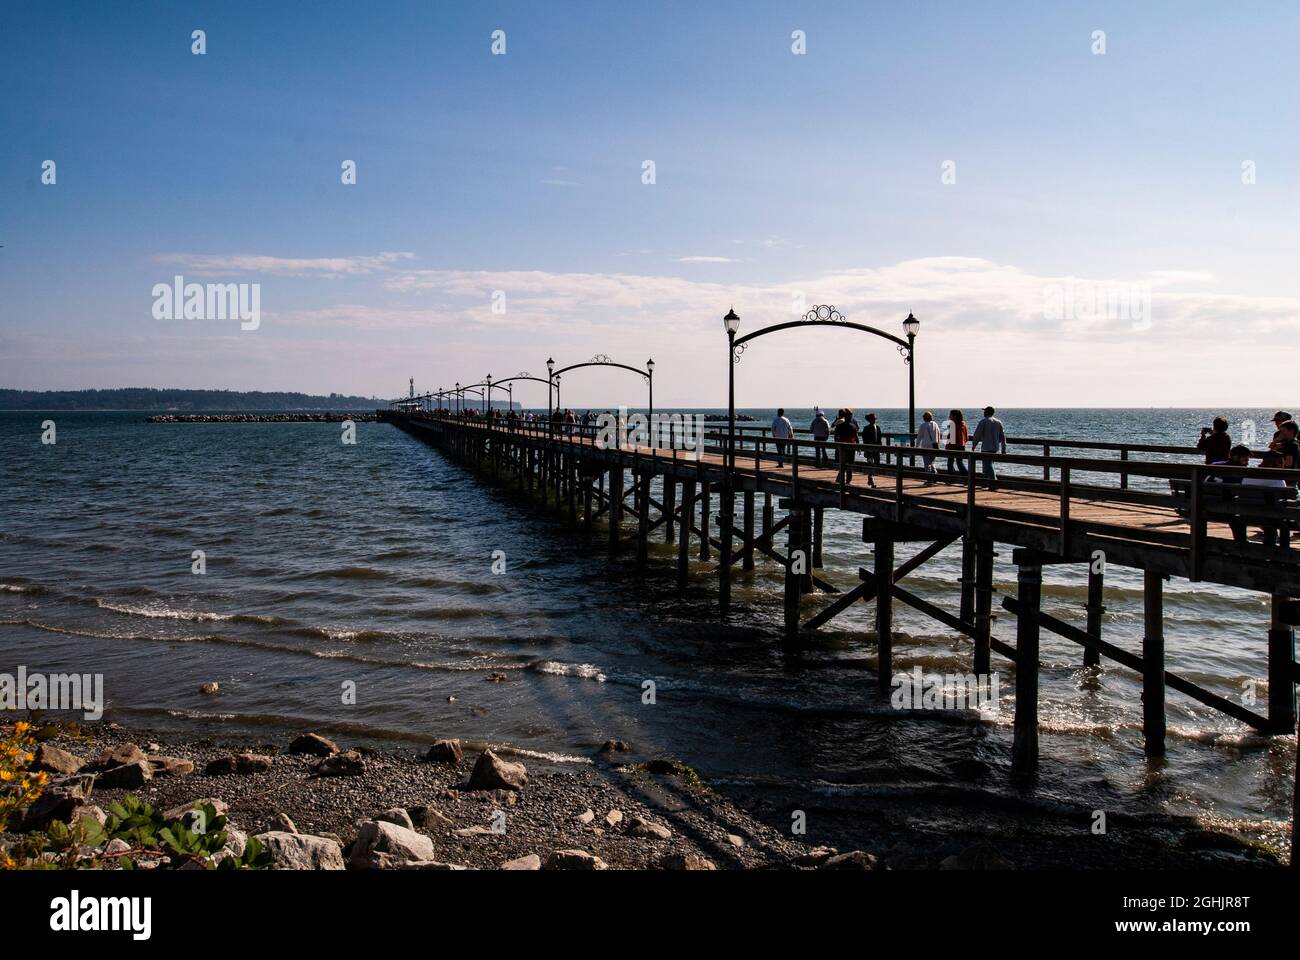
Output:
[
  {"xmin": 77, "ymin": 804, "xmax": 108, "ymax": 827},
  {"xmin": 725, "ymin": 833, "xmax": 745, "ymax": 848},
  {"xmin": 424, "ymin": 739, "xmax": 464, "ymax": 764},
  {"xmin": 543, "ymin": 848, "xmax": 608, "ymax": 870},
  {"xmin": 204, "ymin": 753, "xmax": 272, "ymax": 775},
  {"xmin": 254, "ymin": 831, "xmax": 346, "ymax": 870},
  {"xmin": 466, "ymin": 750, "xmax": 527, "ymax": 792},
  {"xmin": 19, "ymin": 775, "xmax": 95, "ymax": 830},
  {"xmin": 627, "ymin": 816, "xmax": 671, "ymax": 840},
  {"xmin": 599, "ymin": 739, "xmax": 629, "ymax": 754},
  {"xmin": 287, "ymin": 732, "xmax": 338, "ymax": 756},
  {"xmin": 604, "ymin": 809, "xmax": 623, "ymax": 828},
  {"xmin": 660, "ymin": 852, "xmax": 717, "ymax": 870},
  {"xmin": 264, "ymin": 812, "xmax": 298, "ymax": 834},
  {"xmin": 199, "ymin": 682, "xmax": 220, "ymax": 695},
  {"xmin": 87, "ymin": 743, "xmax": 145, "ymax": 771},
  {"xmin": 221, "ymin": 826, "xmax": 248, "ymax": 858},
  {"xmin": 576, "ymin": 809, "xmax": 595, "ymax": 825},
  {"xmin": 32, "ymin": 744, "xmax": 85, "ymax": 776},
  {"xmin": 408, "ymin": 805, "xmax": 453, "ymax": 830},
  {"xmin": 164, "ymin": 798, "xmax": 228, "ymax": 823},
  {"xmin": 376, "ymin": 808, "xmax": 414, "ymax": 830},
  {"xmin": 103, "ymin": 838, "xmax": 132, "ymax": 856},
  {"xmin": 349, "ymin": 820, "xmax": 438, "ymax": 869},
  {"xmin": 146, "ymin": 756, "xmax": 195, "ymax": 777},
  {"xmin": 453, "ymin": 825, "xmax": 495, "ymax": 837},
  {"xmin": 314, "ymin": 750, "xmax": 364, "ymax": 777},
  {"xmin": 821, "ymin": 850, "xmax": 879, "ymax": 871},
  {"xmin": 794, "ymin": 845, "xmax": 838, "ymax": 866},
  {"xmin": 501, "ymin": 854, "xmax": 542, "ymax": 870},
  {"xmin": 95, "ymin": 760, "xmax": 153, "ymax": 789}
]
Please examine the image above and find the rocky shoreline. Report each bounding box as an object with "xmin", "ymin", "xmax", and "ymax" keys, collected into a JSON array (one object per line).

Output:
[
  {"xmin": 5, "ymin": 721, "xmax": 1286, "ymax": 870},
  {"xmin": 145, "ymin": 413, "xmax": 378, "ymax": 423}
]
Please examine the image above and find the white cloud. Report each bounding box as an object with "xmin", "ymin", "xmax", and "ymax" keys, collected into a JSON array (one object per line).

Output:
[{"xmin": 152, "ymin": 251, "xmax": 415, "ymax": 277}]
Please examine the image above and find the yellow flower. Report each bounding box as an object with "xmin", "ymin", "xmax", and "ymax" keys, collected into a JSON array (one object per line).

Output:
[
  {"xmin": 0, "ymin": 770, "xmax": 13, "ymax": 782},
  {"xmin": 13, "ymin": 722, "xmax": 29, "ymax": 734}
]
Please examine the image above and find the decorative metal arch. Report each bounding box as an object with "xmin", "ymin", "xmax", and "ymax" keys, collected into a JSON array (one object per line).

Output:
[
  {"xmin": 724, "ymin": 305, "xmax": 917, "ymax": 472},
  {"xmin": 548, "ymin": 356, "xmax": 654, "ymax": 424}
]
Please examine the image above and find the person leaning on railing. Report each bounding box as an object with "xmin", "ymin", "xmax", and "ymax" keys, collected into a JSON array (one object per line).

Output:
[
  {"xmin": 834, "ymin": 409, "xmax": 859, "ymax": 485},
  {"xmin": 810, "ymin": 408, "xmax": 830, "ymax": 467},
  {"xmin": 917, "ymin": 411, "xmax": 940, "ymax": 484},
  {"xmin": 861, "ymin": 413, "xmax": 882, "ymax": 488}
]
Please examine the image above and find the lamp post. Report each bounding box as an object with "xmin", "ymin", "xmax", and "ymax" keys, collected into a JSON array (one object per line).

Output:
[
  {"xmin": 546, "ymin": 357, "xmax": 555, "ymax": 434},
  {"xmin": 902, "ymin": 312, "xmax": 920, "ymax": 450},
  {"xmin": 646, "ymin": 358, "xmax": 655, "ymax": 445},
  {"xmin": 723, "ymin": 308, "xmax": 740, "ymax": 475},
  {"xmin": 485, "ymin": 374, "xmax": 493, "ymax": 423}
]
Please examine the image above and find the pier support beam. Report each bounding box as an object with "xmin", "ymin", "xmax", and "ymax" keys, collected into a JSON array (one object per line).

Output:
[
  {"xmin": 1142, "ymin": 570, "xmax": 1166, "ymax": 757},
  {"xmin": 1268, "ymin": 593, "xmax": 1297, "ymax": 734},
  {"xmin": 608, "ymin": 467, "xmax": 623, "ymax": 556},
  {"xmin": 875, "ymin": 536, "xmax": 894, "ymax": 694},
  {"xmin": 636, "ymin": 472, "xmax": 651, "ymax": 567},
  {"xmin": 742, "ymin": 490, "xmax": 755, "ymax": 571},
  {"xmin": 719, "ymin": 486, "xmax": 733, "ymax": 613},
  {"xmin": 677, "ymin": 481, "xmax": 695, "ymax": 589},
  {"xmin": 973, "ymin": 539, "xmax": 994, "ymax": 677},
  {"xmin": 812, "ymin": 506, "xmax": 824, "ymax": 569},
  {"xmin": 784, "ymin": 504, "xmax": 805, "ymax": 639},
  {"xmin": 663, "ymin": 478, "xmax": 676, "ymax": 544},
  {"xmin": 698, "ymin": 480, "xmax": 711, "ymax": 561},
  {"xmin": 1012, "ymin": 555, "xmax": 1043, "ymax": 773},
  {"xmin": 1085, "ymin": 563, "xmax": 1104, "ymax": 668},
  {"xmin": 959, "ymin": 537, "xmax": 976, "ymax": 626}
]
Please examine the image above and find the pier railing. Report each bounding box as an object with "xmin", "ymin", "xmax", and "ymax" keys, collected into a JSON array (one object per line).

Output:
[{"xmin": 400, "ymin": 410, "xmax": 1300, "ymax": 584}]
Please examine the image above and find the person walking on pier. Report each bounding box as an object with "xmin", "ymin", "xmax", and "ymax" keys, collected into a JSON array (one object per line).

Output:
[
  {"xmin": 917, "ymin": 410, "xmax": 940, "ymax": 483},
  {"xmin": 1196, "ymin": 416, "xmax": 1232, "ymax": 465},
  {"xmin": 861, "ymin": 412, "xmax": 882, "ymax": 488},
  {"xmin": 834, "ymin": 408, "xmax": 859, "ymax": 485},
  {"xmin": 945, "ymin": 409, "xmax": 968, "ymax": 476},
  {"xmin": 771, "ymin": 407, "xmax": 794, "ymax": 468},
  {"xmin": 971, "ymin": 406, "xmax": 1006, "ymax": 485},
  {"xmin": 810, "ymin": 408, "xmax": 830, "ymax": 466}
]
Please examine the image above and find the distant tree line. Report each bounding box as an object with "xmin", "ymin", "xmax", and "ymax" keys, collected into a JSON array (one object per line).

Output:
[{"xmin": 0, "ymin": 388, "xmax": 382, "ymax": 411}]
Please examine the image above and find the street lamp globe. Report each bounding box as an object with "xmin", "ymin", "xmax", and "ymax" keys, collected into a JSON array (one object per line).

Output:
[
  {"xmin": 903, "ymin": 312, "xmax": 920, "ymax": 338},
  {"xmin": 723, "ymin": 307, "xmax": 740, "ymax": 335}
]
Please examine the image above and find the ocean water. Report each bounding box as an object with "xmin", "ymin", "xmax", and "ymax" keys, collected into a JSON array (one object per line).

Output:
[{"xmin": 0, "ymin": 409, "xmax": 1294, "ymax": 854}]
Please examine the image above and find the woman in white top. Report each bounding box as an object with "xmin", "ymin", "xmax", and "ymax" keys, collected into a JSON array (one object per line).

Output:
[{"xmin": 917, "ymin": 410, "xmax": 941, "ymax": 482}]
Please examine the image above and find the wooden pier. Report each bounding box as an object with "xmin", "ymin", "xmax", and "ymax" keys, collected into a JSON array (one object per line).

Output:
[{"xmin": 379, "ymin": 408, "xmax": 1300, "ymax": 854}]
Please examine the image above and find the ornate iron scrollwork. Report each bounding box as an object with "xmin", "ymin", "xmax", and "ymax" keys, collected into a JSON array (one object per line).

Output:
[
  {"xmin": 802, "ymin": 304, "xmax": 847, "ymax": 324},
  {"xmin": 897, "ymin": 344, "xmax": 912, "ymax": 366},
  {"xmin": 590, "ymin": 353, "xmax": 613, "ymax": 364},
  {"xmin": 731, "ymin": 341, "xmax": 748, "ymax": 365}
]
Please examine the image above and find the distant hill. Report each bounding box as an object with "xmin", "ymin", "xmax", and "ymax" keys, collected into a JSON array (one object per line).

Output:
[{"xmin": 0, "ymin": 388, "xmax": 384, "ymax": 412}]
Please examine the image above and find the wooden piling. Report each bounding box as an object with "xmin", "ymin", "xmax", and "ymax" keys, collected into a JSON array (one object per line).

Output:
[
  {"xmin": 1085, "ymin": 563, "xmax": 1104, "ymax": 668},
  {"xmin": 784, "ymin": 504, "xmax": 804, "ymax": 638},
  {"xmin": 636, "ymin": 471, "xmax": 650, "ymax": 567},
  {"xmin": 959, "ymin": 537, "xmax": 976, "ymax": 626},
  {"xmin": 719, "ymin": 486, "xmax": 733, "ymax": 612},
  {"xmin": 608, "ymin": 467, "xmax": 623, "ymax": 556},
  {"xmin": 875, "ymin": 536, "xmax": 894, "ymax": 694},
  {"xmin": 812, "ymin": 506, "xmax": 824, "ymax": 569},
  {"xmin": 663, "ymin": 477, "xmax": 676, "ymax": 544},
  {"xmin": 1268, "ymin": 594, "xmax": 1297, "ymax": 734},
  {"xmin": 698, "ymin": 480, "xmax": 711, "ymax": 561},
  {"xmin": 974, "ymin": 538, "xmax": 994, "ymax": 677},
  {"xmin": 1143, "ymin": 570, "xmax": 1166, "ymax": 756},
  {"xmin": 677, "ymin": 480, "xmax": 695, "ymax": 589},
  {"xmin": 742, "ymin": 490, "xmax": 755, "ymax": 571},
  {"xmin": 1012, "ymin": 557, "xmax": 1042, "ymax": 772}
]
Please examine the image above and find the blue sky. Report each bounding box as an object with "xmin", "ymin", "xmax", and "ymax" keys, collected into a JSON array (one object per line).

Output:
[{"xmin": 3, "ymin": 1, "xmax": 1298, "ymax": 406}]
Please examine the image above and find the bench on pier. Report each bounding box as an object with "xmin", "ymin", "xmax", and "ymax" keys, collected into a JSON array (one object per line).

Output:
[{"xmin": 1168, "ymin": 478, "xmax": 1297, "ymax": 548}]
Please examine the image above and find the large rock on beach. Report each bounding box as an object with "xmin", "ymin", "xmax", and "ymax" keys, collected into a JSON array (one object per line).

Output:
[
  {"xmin": 424, "ymin": 739, "xmax": 464, "ymax": 764},
  {"xmin": 32, "ymin": 744, "xmax": 85, "ymax": 776},
  {"xmin": 315, "ymin": 750, "xmax": 364, "ymax": 776},
  {"xmin": 349, "ymin": 820, "xmax": 438, "ymax": 869},
  {"xmin": 96, "ymin": 760, "xmax": 154, "ymax": 790},
  {"xmin": 466, "ymin": 750, "xmax": 527, "ymax": 792},
  {"xmin": 254, "ymin": 831, "xmax": 346, "ymax": 871},
  {"xmin": 147, "ymin": 756, "xmax": 195, "ymax": 777},
  {"xmin": 543, "ymin": 849, "xmax": 608, "ymax": 870},
  {"xmin": 19, "ymin": 774, "xmax": 95, "ymax": 830},
  {"xmin": 288, "ymin": 732, "xmax": 339, "ymax": 756},
  {"xmin": 87, "ymin": 743, "xmax": 146, "ymax": 771},
  {"xmin": 205, "ymin": 753, "xmax": 273, "ymax": 775}
]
